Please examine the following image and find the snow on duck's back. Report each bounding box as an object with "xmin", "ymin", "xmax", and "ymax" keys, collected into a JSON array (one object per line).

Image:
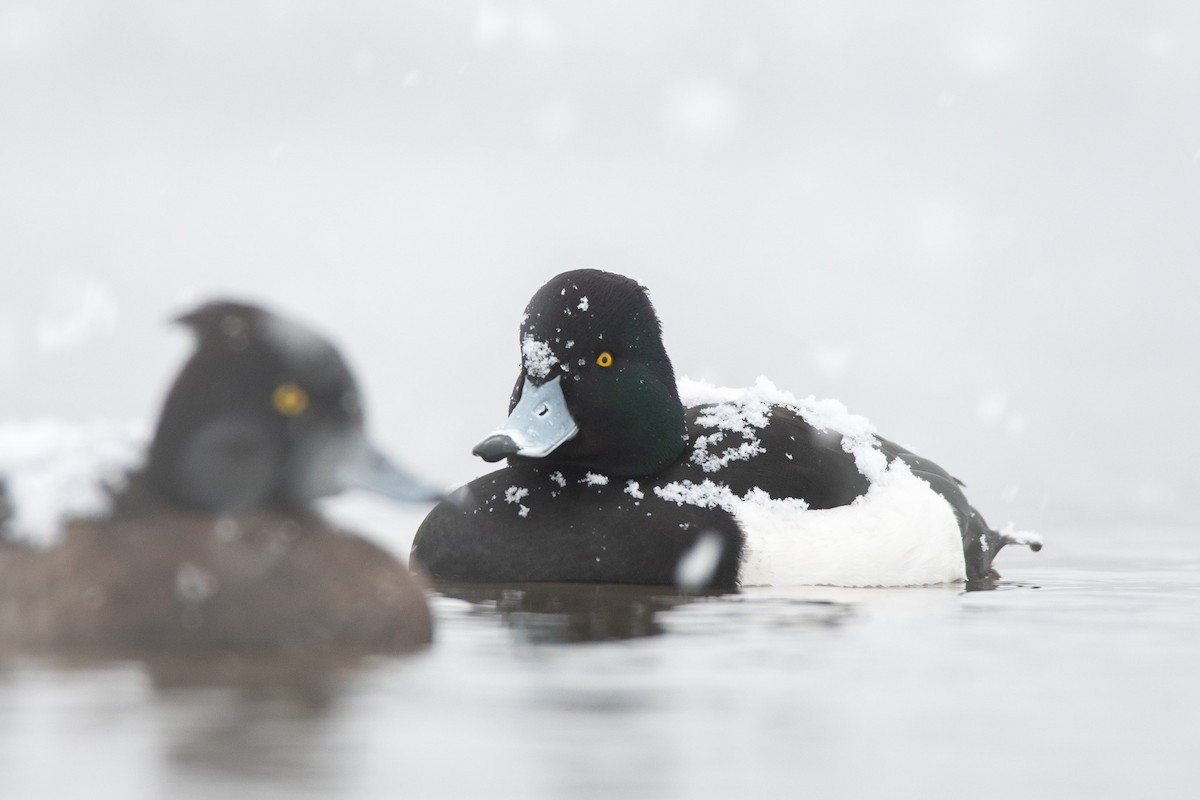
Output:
[
  {"xmin": 677, "ymin": 375, "xmax": 887, "ymax": 481},
  {"xmin": 671, "ymin": 377, "xmax": 969, "ymax": 587}
]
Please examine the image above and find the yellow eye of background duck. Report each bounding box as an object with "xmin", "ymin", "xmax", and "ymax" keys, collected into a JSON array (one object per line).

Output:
[
  {"xmin": 596, "ymin": 351, "xmax": 614, "ymax": 368},
  {"xmin": 272, "ymin": 383, "xmax": 309, "ymax": 416}
]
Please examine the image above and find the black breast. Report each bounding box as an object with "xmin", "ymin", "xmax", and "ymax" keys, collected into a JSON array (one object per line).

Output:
[{"xmin": 412, "ymin": 462, "xmax": 745, "ymax": 588}]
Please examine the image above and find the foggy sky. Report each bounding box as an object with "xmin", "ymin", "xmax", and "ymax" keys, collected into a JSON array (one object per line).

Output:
[{"xmin": 2, "ymin": 1, "xmax": 1198, "ymax": 535}]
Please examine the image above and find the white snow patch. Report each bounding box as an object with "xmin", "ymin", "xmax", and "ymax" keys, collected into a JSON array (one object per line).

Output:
[
  {"xmin": 549, "ymin": 471, "xmax": 566, "ymax": 488},
  {"xmin": 504, "ymin": 486, "xmax": 531, "ymax": 518},
  {"xmin": 581, "ymin": 472, "xmax": 609, "ymax": 487},
  {"xmin": 691, "ymin": 431, "xmax": 765, "ymax": 473},
  {"xmin": 577, "ymin": 296, "xmax": 589, "ymax": 311},
  {"xmin": 624, "ymin": 480, "xmax": 644, "ymax": 500},
  {"xmin": 686, "ymin": 386, "xmax": 770, "ymax": 473},
  {"xmin": 679, "ymin": 375, "xmax": 885, "ymax": 482},
  {"xmin": 521, "ymin": 335, "xmax": 559, "ymax": 379},
  {"xmin": 654, "ymin": 479, "xmax": 738, "ymax": 511},
  {"xmin": 0, "ymin": 418, "xmax": 147, "ymax": 546},
  {"xmin": 679, "ymin": 376, "xmax": 868, "ymax": 433}
]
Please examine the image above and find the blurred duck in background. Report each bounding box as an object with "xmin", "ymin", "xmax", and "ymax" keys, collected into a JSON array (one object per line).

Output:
[{"xmin": 0, "ymin": 300, "xmax": 437, "ymax": 656}]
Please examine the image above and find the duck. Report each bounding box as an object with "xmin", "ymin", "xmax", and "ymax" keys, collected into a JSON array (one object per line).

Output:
[
  {"xmin": 410, "ymin": 269, "xmax": 1041, "ymax": 590},
  {"xmin": 0, "ymin": 300, "xmax": 437, "ymax": 655}
]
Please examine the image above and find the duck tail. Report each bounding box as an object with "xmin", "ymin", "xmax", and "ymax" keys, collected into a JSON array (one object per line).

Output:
[
  {"xmin": 965, "ymin": 512, "xmax": 1041, "ymax": 585},
  {"xmin": 998, "ymin": 522, "xmax": 1043, "ymax": 552}
]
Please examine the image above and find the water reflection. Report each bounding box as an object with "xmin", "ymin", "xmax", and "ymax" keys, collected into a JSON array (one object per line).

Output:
[
  {"xmin": 0, "ymin": 650, "xmax": 377, "ymax": 795},
  {"xmin": 150, "ymin": 661, "xmax": 344, "ymax": 789},
  {"xmin": 433, "ymin": 582, "xmax": 726, "ymax": 643},
  {"xmin": 964, "ymin": 575, "xmax": 1000, "ymax": 592},
  {"xmin": 433, "ymin": 582, "xmax": 857, "ymax": 644}
]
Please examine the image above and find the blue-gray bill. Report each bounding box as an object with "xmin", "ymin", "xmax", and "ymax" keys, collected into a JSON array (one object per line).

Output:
[{"xmin": 472, "ymin": 375, "xmax": 579, "ymax": 462}]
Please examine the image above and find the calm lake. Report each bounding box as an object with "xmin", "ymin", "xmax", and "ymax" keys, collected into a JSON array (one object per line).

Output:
[{"xmin": 1, "ymin": 521, "xmax": 1196, "ymax": 800}]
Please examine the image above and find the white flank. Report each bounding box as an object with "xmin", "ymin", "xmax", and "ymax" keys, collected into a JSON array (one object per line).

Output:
[
  {"xmin": 734, "ymin": 463, "xmax": 965, "ymax": 587},
  {"xmin": 662, "ymin": 376, "xmax": 971, "ymax": 587}
]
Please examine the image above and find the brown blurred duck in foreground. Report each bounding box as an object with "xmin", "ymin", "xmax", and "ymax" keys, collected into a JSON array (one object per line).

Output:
[{"xmin": 0, "ymin": 300, "xmax": 437, "ymax": 656}]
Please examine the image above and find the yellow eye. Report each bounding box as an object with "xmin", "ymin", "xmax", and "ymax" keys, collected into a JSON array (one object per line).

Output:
[
  {"xmin": 272, "ymin": 383, "xmax": 309, "ymax": 416},
  {"xmin": 596, "ymin": 351, "xmax": 613, "ymax": 368}
]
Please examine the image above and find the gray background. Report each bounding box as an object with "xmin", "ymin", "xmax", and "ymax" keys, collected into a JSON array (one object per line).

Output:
[{"xmin": 3, "ymin": 1, "xmax": 1197, "ymax": 535}]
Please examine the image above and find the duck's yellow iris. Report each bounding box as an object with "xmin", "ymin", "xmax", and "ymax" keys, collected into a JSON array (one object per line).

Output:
[
  {"xmin": 272, "ymin": 383, "xmax": 309, "ymax": 416},
  {"xmin": 596, "ymin": 352, "xmax": 613, "ymax": 368}
]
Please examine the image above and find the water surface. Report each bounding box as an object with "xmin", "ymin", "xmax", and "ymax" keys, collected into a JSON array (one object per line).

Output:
[{"xmin": 1, "ymin": 525, "xmax": 1196, "ymax": 799}]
